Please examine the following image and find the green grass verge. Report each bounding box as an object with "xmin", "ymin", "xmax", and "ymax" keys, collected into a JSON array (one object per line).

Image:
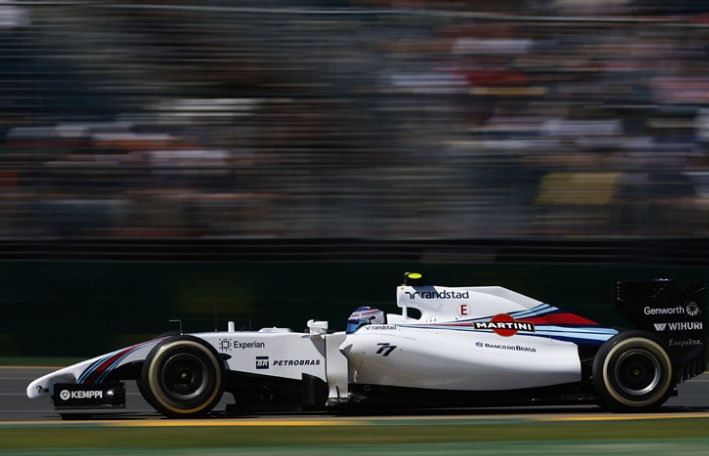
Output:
[
  {"xmin": 2, "ymin": 419, "xmax": 709, "ymax": 450},
  {"xmin": 5, "ymin": 440, "xmax": 709, "ymax": 456}
]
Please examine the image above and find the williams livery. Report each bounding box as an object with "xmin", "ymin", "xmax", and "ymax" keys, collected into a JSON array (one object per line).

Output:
[{"xmin": 27, "ymin": 273, "xmax": 705, "ymax": 417}]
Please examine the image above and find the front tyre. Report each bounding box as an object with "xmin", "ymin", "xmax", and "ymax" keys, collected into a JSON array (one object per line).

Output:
[
  {"xmin": 593, "ymin": 331, "xmax": 673, "ymax": 412},
  {"xmin": 140, "ymin": 336, "xmax": 224, "ymax": 418}
]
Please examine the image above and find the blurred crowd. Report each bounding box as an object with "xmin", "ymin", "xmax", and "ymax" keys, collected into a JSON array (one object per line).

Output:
[{"xmin": 1, "ymin": 0, "xmax": 709, "ymax": 239}]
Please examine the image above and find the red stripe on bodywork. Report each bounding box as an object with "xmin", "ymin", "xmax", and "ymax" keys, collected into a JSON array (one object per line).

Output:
[
  {"xmin": 84, "ymin": 337, "xmax": 168, "ymax": 384},
  {"xmin": 84, "ymin": 345, "xmax": 136, "ymax": 384},
  {"xmin": 526, "ymin": 312, "xmax": 598, "ymax": 326}
]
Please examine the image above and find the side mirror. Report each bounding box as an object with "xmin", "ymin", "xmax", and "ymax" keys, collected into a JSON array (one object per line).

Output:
[{"xmin": 307, "ymin": 319, "xmax": 329, "ymax": 335}]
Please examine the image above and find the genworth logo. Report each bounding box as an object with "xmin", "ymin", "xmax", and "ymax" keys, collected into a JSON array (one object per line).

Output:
[{"xmin": 686, "ymin": 301, "xmax": 701, "ymax": 317}]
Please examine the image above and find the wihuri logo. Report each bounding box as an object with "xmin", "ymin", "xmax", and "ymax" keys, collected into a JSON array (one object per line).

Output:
[
  {"xmin": 654, "ymin": 322, "xmax": 703, "ymax": 332},
  {"xmin": 404, "ymin": 290, "xmax": 470, "ymax": 300}
]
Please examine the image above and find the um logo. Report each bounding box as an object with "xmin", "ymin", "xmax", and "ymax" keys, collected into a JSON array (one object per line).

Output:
[{"xmin": 653, "ymin": 323, "xmax": 667, "ymax": 331}]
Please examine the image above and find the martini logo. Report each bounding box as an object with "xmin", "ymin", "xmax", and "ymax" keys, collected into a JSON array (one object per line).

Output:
[{"xmin": 473, "ymin": 314, "xmax": 535, "ymax": 337}]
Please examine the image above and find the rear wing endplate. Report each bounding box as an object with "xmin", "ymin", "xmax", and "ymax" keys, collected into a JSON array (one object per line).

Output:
[{"xmin": 616, "ymin": 279, "xmax": 706, "ymax": 382}]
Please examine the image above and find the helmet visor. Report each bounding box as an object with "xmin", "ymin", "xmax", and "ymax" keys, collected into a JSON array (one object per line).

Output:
[{"xmin": 346, "ymin": 318, "xmax": 371, "ymax": 334}]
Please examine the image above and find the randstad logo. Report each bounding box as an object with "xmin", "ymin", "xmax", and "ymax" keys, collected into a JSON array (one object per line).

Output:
[{"xmin": 404, "ymin": 290, "xmax": 470, "ymax": 300}]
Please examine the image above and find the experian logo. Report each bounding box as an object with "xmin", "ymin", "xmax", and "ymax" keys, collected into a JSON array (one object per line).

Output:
[{"xmin": 405, "ymin": 290, "xmax": 470, "ymax": 300}]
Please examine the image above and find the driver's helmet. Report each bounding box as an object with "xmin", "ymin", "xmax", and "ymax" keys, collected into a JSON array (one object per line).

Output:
[{"xmin": 346, "ymin": 306, "xmax": 385, "ymax": 334}]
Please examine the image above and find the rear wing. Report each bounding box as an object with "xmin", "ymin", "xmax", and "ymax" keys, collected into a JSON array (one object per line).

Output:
[{"xmin": 615, "ymin": 279, "xmax": 706, "ymax": 382}]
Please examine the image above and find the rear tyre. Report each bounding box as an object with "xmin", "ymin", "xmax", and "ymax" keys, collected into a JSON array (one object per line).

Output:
[
  {"xmin": 140, "ymin": 336, "xmax": 224, "ymax": 418},
  {"xmin": 593, "ymin": 330, "xmax": 673, "ymax": 412}
]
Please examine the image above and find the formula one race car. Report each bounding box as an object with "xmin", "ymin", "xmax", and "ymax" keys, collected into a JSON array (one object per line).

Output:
[{"xmin": 27, "ymin": 273, "xmax": 705, "ymax": 417}]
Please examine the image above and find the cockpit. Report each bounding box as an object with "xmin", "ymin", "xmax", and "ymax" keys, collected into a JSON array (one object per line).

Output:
[{"xmin": 345, "ymin": 306, "xmax": 385, "ymax": 334}]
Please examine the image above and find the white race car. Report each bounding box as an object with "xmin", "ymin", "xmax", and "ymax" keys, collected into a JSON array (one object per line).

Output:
[{"xmin": 27, "ymin": 273, "xmax": 705, "ymax": 417}]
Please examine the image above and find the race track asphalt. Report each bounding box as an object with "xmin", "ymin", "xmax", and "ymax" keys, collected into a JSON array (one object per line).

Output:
[{"xmin": 2, "ymin": 366, "xmax": 709, "ymax": 421}]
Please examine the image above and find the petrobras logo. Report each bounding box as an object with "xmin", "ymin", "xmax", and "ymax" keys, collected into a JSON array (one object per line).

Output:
[
  {"xmin": 272, "ymin": 359, "xmax": 321, "ymax": 367},
  {"xmin": 58, "ymin": 389, "xmax": 103, "ymax": 401},
  {"xmin": 256, "ymin": 356, "xmax": 269, "ymax": 369},
  {"xmin": 473, "ymin": 314, "xmax": 536, "ymax": 337},
  {"xmin": 404, "ymin": 290, "xmax": 470, "ymax": 300},
  {"xmin": 653, "ymin": 322, "xmax": 703, "ymax": 332}
]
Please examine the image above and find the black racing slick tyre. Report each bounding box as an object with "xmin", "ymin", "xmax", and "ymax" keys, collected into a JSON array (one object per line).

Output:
[
  {"xmin": 592, "ymin": 330, "xmax": 673, "ymax": 412},
  {"xmin": 140, "ymin": 336, "xmax": 225, "ymax": 418}
]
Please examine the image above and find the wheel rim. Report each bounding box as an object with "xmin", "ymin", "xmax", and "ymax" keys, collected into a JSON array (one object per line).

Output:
[
  {"xmin": 613, "ymin": 348, "xmax": 662, "ymax": 397},
  {"xmin": 160, "ymin": 352, "xmax": 209, "ymax": 401}
]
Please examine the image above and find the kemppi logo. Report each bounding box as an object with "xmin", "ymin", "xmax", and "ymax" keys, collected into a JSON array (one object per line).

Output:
[{"xmin": 59, "ymin": 389, "xmax": 103, "ymax": 400}]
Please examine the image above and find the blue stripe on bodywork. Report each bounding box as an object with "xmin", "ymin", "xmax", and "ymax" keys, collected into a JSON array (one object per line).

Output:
[
  {"xmin": 77, "ymin": 355, "xmax": 113, "ymax": 384},
  {"xmin": 93, "ymin": 339, "xmax": 162, "ymax": 383},
  {"xmin": 397, "ymin": 323, "xmax": 617, "ymax": 345},
  {"xmin": 77, "ymin": 338, "xmax": 164, "ymax": 384}
]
